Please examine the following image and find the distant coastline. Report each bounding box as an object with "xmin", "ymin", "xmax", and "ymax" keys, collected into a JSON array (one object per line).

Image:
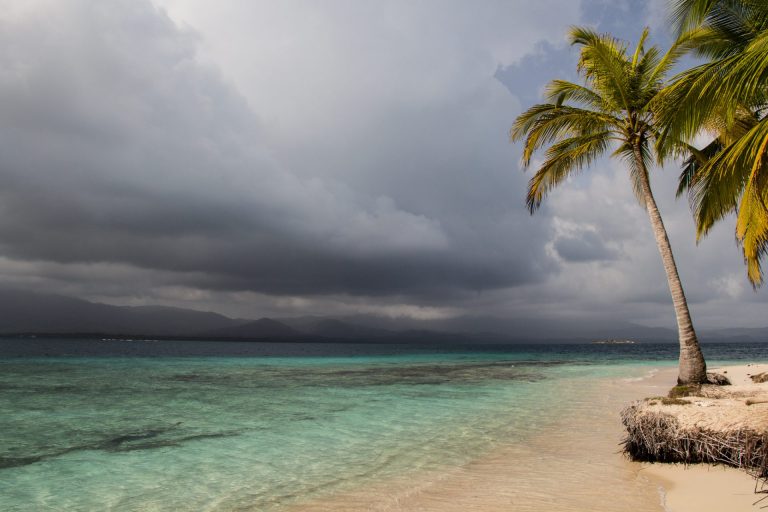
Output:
[{"xmin": 3, "ymin": 289, "xmax": 768, "ymax": 345}]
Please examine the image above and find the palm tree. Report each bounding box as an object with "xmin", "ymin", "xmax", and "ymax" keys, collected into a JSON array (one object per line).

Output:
[
  {"xmin": 660, "ymin": 0, "xmax": 768, "ymax": 285},
  {"xmin": 511, "ymin": 27, "xmax": 708, "ymax": 384}
]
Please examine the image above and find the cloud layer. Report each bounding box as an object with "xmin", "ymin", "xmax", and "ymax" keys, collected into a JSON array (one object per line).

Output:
[{"xmin": 0, "ymin": 0, "xmax": 763, "ymax": 327}]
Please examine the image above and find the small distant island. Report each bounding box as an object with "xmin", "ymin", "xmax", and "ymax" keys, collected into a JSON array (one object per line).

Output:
[{"xmin": 592, "ymin": 339, "xmax": 637, "ymax": 345}]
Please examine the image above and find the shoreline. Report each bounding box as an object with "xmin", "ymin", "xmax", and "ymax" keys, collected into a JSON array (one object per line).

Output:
[
  {"xmin": 286, "ymin": 365, "xmax": 667, "ymax": 511},
  {"xmin": 286, "ymin": 363, "xmax": 767, "ymax": 512}
]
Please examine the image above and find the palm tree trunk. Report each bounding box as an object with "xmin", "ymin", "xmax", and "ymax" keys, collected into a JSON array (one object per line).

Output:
[{"xmin": 633, "ymin": 146, "xmax": 707, "ymax": 384}]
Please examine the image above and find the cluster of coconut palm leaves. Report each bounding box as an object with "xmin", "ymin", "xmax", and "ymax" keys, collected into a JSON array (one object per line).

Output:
[{"xmin": 511, "ymin": 0, "xmax": 768, "ymax": 384}]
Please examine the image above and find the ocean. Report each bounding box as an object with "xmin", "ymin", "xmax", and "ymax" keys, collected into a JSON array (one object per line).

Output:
[{"xmin": 2, "ymin": 339, "xmax": 767, "ymax": 511}]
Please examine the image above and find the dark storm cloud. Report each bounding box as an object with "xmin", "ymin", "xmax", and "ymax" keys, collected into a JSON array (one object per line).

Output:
[
  {"xmin": 3, "ymin": 0, "xmax": 764, "ymax": 328},
  {"xmin": 0, "ymin": 0, "xmax": 569, "ymax": 302},
  {"xmin": 553, "ymin": 231, "xmax": 618, "ymax": 263}
]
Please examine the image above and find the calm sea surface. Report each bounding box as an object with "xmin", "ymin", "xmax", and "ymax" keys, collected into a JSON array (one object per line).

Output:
[{"xmin": 2, "ymin": 339, "xmax": 767, "ymax": 511}]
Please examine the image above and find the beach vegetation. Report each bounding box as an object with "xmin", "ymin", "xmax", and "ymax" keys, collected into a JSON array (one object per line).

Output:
[
  {"xmin": 511, "ymin": 27, "xmax": 708, "ymax": 384},
  {"xmin": 646, "ymin": 396, "xmax": 692, "ymax": 405},
  {"xmin": 662, "ymin": 397, "xmax": 692, "ymax": 405},
  {"xmin": 660, "ymin": 0, "xmax": 768, "ymax": 285},
  {"xmin": 668, "ymin": 384, "xmax": 702, "ymax": 398}
]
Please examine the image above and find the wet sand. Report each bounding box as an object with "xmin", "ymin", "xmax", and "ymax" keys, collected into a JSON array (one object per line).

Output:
[
  {"xmin": 286, "ymin": 365, "xmax": 766, "ymax": 512},
  {"xmin": 285, "ymin": 368, "xmax": 670, "ymax": 511}
]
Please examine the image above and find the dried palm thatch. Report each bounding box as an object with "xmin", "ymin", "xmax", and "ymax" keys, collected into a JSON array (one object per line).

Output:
[{"xmin": 620, "ymin": 404, "xmax": 768, "ymax": 480}]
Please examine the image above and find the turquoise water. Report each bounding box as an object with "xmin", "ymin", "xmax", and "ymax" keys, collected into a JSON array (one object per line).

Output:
[{"xmin": 1, "ymin": 340, "xmax": 766, "ymax": 511}]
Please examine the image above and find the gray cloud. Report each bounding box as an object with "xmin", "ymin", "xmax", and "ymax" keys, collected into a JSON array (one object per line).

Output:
[
  {"xmin": 554, "ymin": 231, "xmax": 618, "ymax": 263},
  {"xmin": 0, "ymin": 0, "xmax": 764, "ymax": 327},
  {"xmin": 0, "ymin": 0, "xmax": 577, "ymax": 309}
]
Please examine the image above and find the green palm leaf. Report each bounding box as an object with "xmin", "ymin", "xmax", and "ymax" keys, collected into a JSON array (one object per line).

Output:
[{"xmin": 664, "ymin": 0, "xmax": 768, "ymax": 285}]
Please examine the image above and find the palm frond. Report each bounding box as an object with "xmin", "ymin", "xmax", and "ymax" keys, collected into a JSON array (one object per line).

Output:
[
  {"xmin": 526, "ymin": 132, "xmax": 611, "ymax": 212},
  {"xmin": 568, "ymin": 27, "xmax": 633, "ymax": 113},
  {"xmin": 671, "ymin": 0, "xmax": 768, "ymax": 40},
  {"xmin": 632, "ymin": 28, "xmax": 650, "ymax": 68},
  {"xmin": 677, "ymin": 118, "xmax": 768, "ymax": 284},
  {"xmin": 543, "ymin": 80, "xmax": 605, "ymax": 110},
  {"xmin": 671, "ymin": 0, "xmax": 720, "ymax": 35},
  {"xmin": 701, "ymin": 117, "xmax": 768, "ymax": 190},
  {"xmin": 736, "ymin": 177, "xmax": 768, "ymax": 285},
  {"xmin": 646, "ymin": 28, "xmax": 703, "ymax": 85},
  {"xmin": 663, "ymin": 0, "xmax": 768, "ymax": 285},
  {"xmin": 661, "ymin": 2, "xmax": 768, "ymax": 142},
  {"xmin": 614, "ymin": 140, "xmax": 654, "ymax": 207},
  {"xmin": 676, "ymin": 138, "xmax": 723, "ymax": 198},
  {"xmin": 510, "ymin": 103, "xmax": 618, "ymax": 167}
]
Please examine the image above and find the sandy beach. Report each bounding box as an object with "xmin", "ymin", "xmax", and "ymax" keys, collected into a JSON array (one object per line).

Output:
[
  {"xmin": 288, "ymin": 363, "xmax": 768, "ymax": 512},
  {"xmin": 641, "ymin": 363, "xmax": 768, "ymax": 512}
]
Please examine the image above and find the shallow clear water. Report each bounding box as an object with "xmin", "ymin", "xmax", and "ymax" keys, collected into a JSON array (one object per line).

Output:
[{"xmin": 1, "ymin": 340, "xmax": 767, "ymax": 511}]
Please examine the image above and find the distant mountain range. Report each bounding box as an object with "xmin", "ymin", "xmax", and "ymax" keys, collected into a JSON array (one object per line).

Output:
[
  {"xmin": 0, "ymin": 289, "xmax": 239, "ymax": 336},
  {"xmin": 0, "ymin": 289, "xmax": 766, "ymax": 344},
  {"xmin": 202, "ymin": 318, "xmax": 302, "ymax": 339}
]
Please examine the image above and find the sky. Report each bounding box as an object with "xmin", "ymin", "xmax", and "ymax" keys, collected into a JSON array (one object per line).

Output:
[{"xmin": 0, "ymin": 0, "xmax": 764, "ymax": 329}]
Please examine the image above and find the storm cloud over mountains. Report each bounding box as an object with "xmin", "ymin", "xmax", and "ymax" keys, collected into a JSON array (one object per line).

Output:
[{"xmin": 0, "ymin": 0, "xmax": 765, "ymax": 329}]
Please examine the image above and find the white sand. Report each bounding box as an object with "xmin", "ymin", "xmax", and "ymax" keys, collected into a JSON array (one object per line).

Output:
[
  {"xmin": 643, "ymin": 463, "xmax": 761, "ymax": 512},
  {"xmin": 716, "ymin": 363, "xmax": 768, "ymax": 386},
  {"xmin": 638, "ymin": 364, "xmax": 768, "ymax": 432},
  {"xmin": 641, "ymin": 363, "xmax": 768, "ymax": 512}
]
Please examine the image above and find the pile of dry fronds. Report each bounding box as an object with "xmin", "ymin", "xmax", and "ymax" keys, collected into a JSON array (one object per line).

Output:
[{"xmin": 620, "ymin": 404, "xmax": 768, "ymax": 479}]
